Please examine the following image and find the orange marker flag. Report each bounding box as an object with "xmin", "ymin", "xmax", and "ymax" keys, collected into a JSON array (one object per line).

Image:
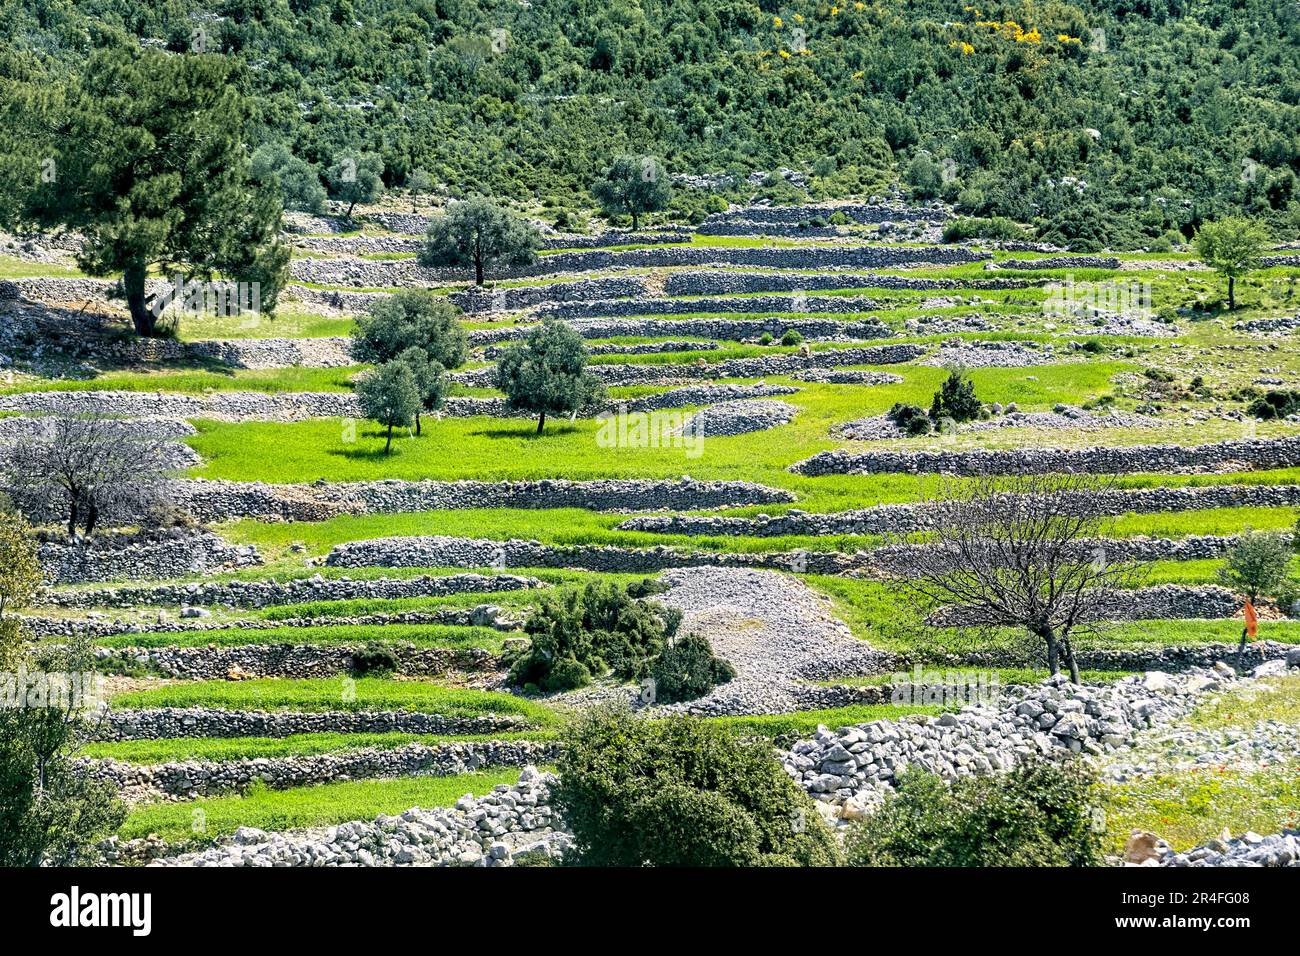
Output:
[{"xmin": 1243, "ymin": 599, "xmax": 1258, "ymax": 639}]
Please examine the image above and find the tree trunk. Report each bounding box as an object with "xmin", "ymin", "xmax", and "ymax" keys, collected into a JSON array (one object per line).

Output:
[
  {"xmin": 67, "ymin": 499, "xmax": 79, "ymax": 538},
  {"xmin": 346, "ymin": 199, "xmax": 357, "ymax": 218},
  {"xmin": 536, "ymin": 410, "xmax": 546, "ymax": 434},
  {"xmin": 414, "ymin": 411, "xmax": 422, "ymax": 436},
  {"xmin": 124, "ymin": 261, "xmax": 158, "ymax": 337},
  {"xmin": 1061, "ymin": 636, "xmax": 1081, "ymax": 685},
  {"xmin": 84, "ymin": 501, "xmax": 99, "ymax": 536},
  {"xmin": 1043, "ymin": 626, "xmax": 1060, "ymax": 676},
  {"xmin": 384, "ymin": 423, "xmax": 393, "ymax": 454},
  {"xmin": 474, "ymin": 256, "xmax": 484, "ymax": 286},
  {"xmin": 631, "ymin": 209, "xmax": 639, "ymax": 231},
  {"xmin": 1228, "ymin": 275, "xmax": 1235, "ymax": 311}
]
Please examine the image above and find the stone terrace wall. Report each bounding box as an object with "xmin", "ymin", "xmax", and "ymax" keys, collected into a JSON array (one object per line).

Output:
[
  {"xmin": 533, "ymin": 294, "xmax": 882, "ymax": 320},
  {"xmin": 289, "ymin": 244, "xmax": 990, "ymax": 286},
  {"xmin": 97, "ymin": 707, "xmax": 532, "ymax": 742},
  {"xmin": 163, "ymin": 477, "xmax": 796, "ymax": 524},
  {"xmin": 449, "ymin": 277, "xmax": 647, "ymax": 313},
  {"xmin": 662, "ymin": 271, "xmax": 1039, "ymax": 295},
  {"xmin": 39, "ymin": 531, "xmax": 260, "ymax": 586},
  {"xmin": 103, "ymin": 335, "xmax": 353, "ymax": 370},
  {"xmin": 466, "ymin": 315, "xmax": 894, "ymax": 345},
  {"xmin": 704, "ymin": 202, "xmax": 951, "ymax": 225},
  {"xmin": 0, "ymin": 389, "xmax": 359, "ymax": 423},
  {"xmin": 930, "ymin": 585, "xmax": 1243, "ymax": 626},
  {"xmin": 43, "ymin": 571, "xmax": 538, "ymax": 610},
  {"xmin": 82, "ymin": 740, "xmax": 561, "ymax": 800},
  {"xmin": 996, "ymin": 256, "xmax": 1121, "ymax": 270},
  {"xmin": 793, "ymin": 436, "xmax": 1300, "ymax": 477},
  {"xmin": 97, "ymin": 643, "xmax": 501, "ymax": 681},
  {"xmin": 620, "ymin": 483, "xmax": 1300, "ymax": 536}
]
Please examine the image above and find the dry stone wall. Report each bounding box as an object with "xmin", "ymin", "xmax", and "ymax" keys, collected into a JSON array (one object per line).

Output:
[
  {"xmin": 97, "ymin": 707, "xmax": 532, "ymax": 741},
  {"xmin": 794, "ymin": 437, "xmax": 1300, "ymax": 476},
  {"xmin": 38, "ymin": 531, "xmax": 260, "ymax": 585}
]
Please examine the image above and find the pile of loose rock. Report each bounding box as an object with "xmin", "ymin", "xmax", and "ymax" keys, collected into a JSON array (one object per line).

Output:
[
  {"xmin": 681, "ymin": 399, "xmax": 799, "ymax": 437},
  {"xmin": 784, "ymin": 667, "xmax": 1244, "ymax": 820},
  {"xmin": 1142, "ymin": 829, "xmax": 1300, "ymax": 867}
]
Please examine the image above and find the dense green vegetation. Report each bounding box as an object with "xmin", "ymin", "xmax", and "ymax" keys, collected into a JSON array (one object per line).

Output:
[{"xmin": 0, "ymin": 1, "xmax": 1296, "ymax": 248}]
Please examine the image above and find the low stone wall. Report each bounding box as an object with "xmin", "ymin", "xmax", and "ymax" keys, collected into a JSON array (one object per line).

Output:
[
  {"xmin": 82, "ymin": 740, "xmax": 560, "ymax": 800},
  {"xmin": 930, "ymin": 585, "xmax": 1243, "ymax": 626},
  {"xmin": 43, "ymin": 571, "xmax": 538, "ymax": 610},
  {"xmin": 704, "ymin": 202, "xmax": 951, "ymax": 226},
  {"xmin": 870, "ymin": 535, "xmax": 1239, "ymax": 573},
  {"xmin": 553, "ymin": 343, "xmax": 925, "ymax": 387},
  {"xmin": 98, "ymin": 740, "xmax": 558, "ymax": 801},
  {"xmin": 618, "ymin": 383, "xmax": 799, "ymax": 413},
  {"xmin": 100, "ymin": 336, "xmax": 353, "ymax": 370},
  {"xmin": 324, "ymin": 534, "xmax": 856, "ymax": 575},
  {"xmin": 161, "ymin": 477, "xmax": 795, "ymax": 524},
  {"xmin": 996, "ymin": 256, "xmax": 1121, "ymax": 270},
  {"xmin": 0, "ymin": 388, "xmax": 359, "ymax": 423},
  {"xmin": 449, "ymin": 277, "xmax": 648, "ymax": 313},
  {"xmin": 97, "ymin": 706, "xmax": 532, "ymax": 742},
  {"xmin": 467, "ymin": 315, "xmax": 894, "ymax": 345},
  {"xmin": 684, "ymin": 399, "xmax": 798, "ymax": 437},
  {"xmin": 29, "ymin": 606, "xmax": 509, "ymax": 640},
  {"xmin": 619, "ymin": 483, "xmax": 1300, "ymax": 536},
  {"xmin": 38, "ymin": 531, "xmax": 260, "ymax": 586},
  {"xmin": 533, "ymin": 294, "xmax": 882, "ymax": 321},
  {"xmin": 661, "ymin": 271, "xmax": 1038, "ymax": 295},
  {"xmin": 793, "ymin": 436, "xmax": 1300, "ymax": 477},
  {"xmin": 289, "ymin": 244, "xmax": 989, "ymax": 286},
  {"xmin": 95, "ymin": 643, "xmax": 501, "ymax": 680}
]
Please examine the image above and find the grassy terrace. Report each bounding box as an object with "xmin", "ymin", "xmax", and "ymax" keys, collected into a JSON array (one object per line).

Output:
[
  {"xmin": 109, "ymin": 678, "xmax": 560, "ymax": 726},
  {"xmin": 116, "ymin": 770, "xmax": 533, "ymax": 844}
]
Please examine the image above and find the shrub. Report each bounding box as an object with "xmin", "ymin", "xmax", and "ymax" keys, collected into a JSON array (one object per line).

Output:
[
  {"xmin": 942, "ymin": 216, "xmax": 1025, "ymax": 243},
  {"xmin": 929, "ymin": 370, "xmax": 982, "ymax": 423},
  {"xmin": 507, "ymin": 581, "xmax": 679, "ymax": 692},
  {"xmin": 780, "ymin": 329, "xmax": 803, "ymax": 346},
  {"xmin": 845, "ymin": 760, "xmax": 1103, "ymax": 867},
  {"xmin": 758, "ymin": 332, "xmax": 774, "ymax": 345},
  {"xmin": 553, "ymin": 708, "xmax": 843, "ymax": 867},
  {"xmin": 1247, "ymin": 389, "xmax": 1300, "ymax": 420},
  {"xmin": 650, "ymin": 633, "xmax": 736, "ymax": 703},
  {"xmin": 350, "ymin": 643, "xmax": 399, "ymax": 676},
  {"xmin": 887, "ymin": 402, "xmax": 932, "ymax": 436},
  {"xmin": 1219, "ymin": 530, "xmax": 1293, "ymax": 602}
]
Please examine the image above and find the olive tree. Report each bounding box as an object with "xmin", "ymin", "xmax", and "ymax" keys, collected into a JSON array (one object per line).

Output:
[
  {"xmin": 1193, "ymin": 217, "xmax": 1270, "ymax": 311},
  {"xmin": 419, "ymin": 196, "xmax": 540, "ymax": 285},
  {"xmin": 494, "ymin": 320, "xmax": 605, "ymax": 433},
  {"xmin": 592, "ymin": 154, "xmax": 672, "ymax": 231},
  {"xmin": 356, "ymin": 361, "xmax": 421, "ymax": 454},
  {"xmin": 349, "ymin": 290, "xmax": 467, "ymax": 370}
]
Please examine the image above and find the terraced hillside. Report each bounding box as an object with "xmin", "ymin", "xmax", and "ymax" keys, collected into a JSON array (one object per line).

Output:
[{"xmin": 4, "ymin": 198, "xmax": 1300, "ymax": 867}]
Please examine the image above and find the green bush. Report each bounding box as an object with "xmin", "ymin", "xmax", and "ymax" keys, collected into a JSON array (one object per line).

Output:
[
  {"xmin": 507, "ymin": 581, "xmax": 679, "ymax": 692},
  {"xmin": 845, "ymin": 760, "xmax": 1103, "ymax": 867},
  {"xmin": 350, "ymin": 642, "xmax": 399, "ymax": 676},
  {"xmin": 553, "ymin": 708, "xmax": 843, "ymax": 867},
  {"xmin": 780, "ymin": 329, "xmax": 803, "ymax": 346},
  {"xmin": 1247, "ymin": 389, "xmax": 1300, "ymax": 420},
  {"xmin": 942, "ymin": 216, "xmax": 1026, "ymax": 243},
  {"xmin": 929, "ymin": 370, "xmax": 982, "ymax": 423},
  {"xmin": 887, "ymin": 402, "xmax": 932, "ymax": 436},
  {"xmin": 650, "ymin": 633, "xmax": 736, "ymax": 704}
]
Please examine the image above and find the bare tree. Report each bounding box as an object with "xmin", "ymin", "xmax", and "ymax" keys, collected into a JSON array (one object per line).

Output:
[
  {"xmin": 891, "ymin": 473, "xmax": 1145, "ymax": 683},
  {"xmin": 0, "ymin": 416, "xmax": 174, "ymax": 537}
]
